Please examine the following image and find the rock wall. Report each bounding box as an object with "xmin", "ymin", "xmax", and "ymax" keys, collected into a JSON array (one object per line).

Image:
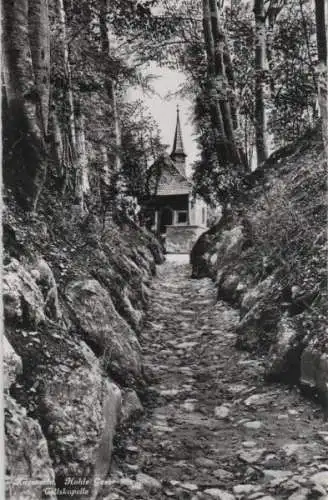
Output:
[
  {"xmin": 3, "ymin": 208, "xmax": 164, "ymax": 499},
  {"xmin": 190, "ymin": 131, "xmax": 327, "ymax": 407}
]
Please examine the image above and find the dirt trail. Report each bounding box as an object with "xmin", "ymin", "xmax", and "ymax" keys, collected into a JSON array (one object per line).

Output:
[{"xmin": 103, "ymin": 260, "xmax": 328, "ymax": 500}]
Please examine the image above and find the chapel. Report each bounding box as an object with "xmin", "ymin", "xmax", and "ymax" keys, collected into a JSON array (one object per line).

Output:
[{"xmin": 149, "ymin": 106, "xmax": 208, "ymax": 254}]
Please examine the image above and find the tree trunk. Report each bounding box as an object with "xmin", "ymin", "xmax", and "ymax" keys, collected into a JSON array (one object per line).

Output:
[
  {"xmin": 208, "ymin": 0, "xmax": 235, "ymax": 144},
  {"xmin": 2, "ymin": 0, "xmax": 49, "ymax": 210},
  {"xmin": 315, "ymin": 0, "xmax": 328, "ymax": 161},
  {"xmin": 266, "ymin": 11, "xmax": 275, "ymax": 95},
  {"xmin": 101, "ymin": 145, "xmax": 111, "ymax": 186},
  {"xmin": 57, "ymin": 0, "xmax": 76, "ymax": 151},
  {"xmin": 223, "ymin": 46, "xmax": 239, "ymax": 130},
  {"xmin": 100, "ymin": 0, "xmax": 122, "ymax": 174},
  {"xmin": 49, "ymin": 105, "xmax": 64, "ymax": 171},
  {"xmin": 202, "ymin": 0, "xmax": 230, "ymax": 165},
  {"xmin": 75, "ymin": 102, "xmax": 88, "ymax": 213},
  {"xmin": 254, "ymin": 0, "xmax": 269, "ymax": 165},
  {"xmin": 202, "ymin": 0, "xmax": 243, "ymax": 166},
  {"xmin": 28, "ymin": 0, "xmax": 51, "ymax": 134}
]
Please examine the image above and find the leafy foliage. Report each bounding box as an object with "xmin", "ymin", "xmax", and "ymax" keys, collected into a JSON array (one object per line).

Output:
[
  {"xmin": 2, "ymin": 0, "xmax": 322, "ymax": 213},
  {"xmin": 120, "ymin": 100, "xmax": 167, "ymax": 200},
  {"xmin": 266, "ymin": 0, "xmax": 317, "ymax": 145},
  {"xmin": 46, "ymin": 0, "xmax": 170, "ymax": 215},
  {"xmin": 187, "ymin": 0, "xmax": 318, "ymax": 204}
]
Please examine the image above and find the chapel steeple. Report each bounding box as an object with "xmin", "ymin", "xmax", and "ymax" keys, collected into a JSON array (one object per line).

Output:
[{"xmin": 171, "ymin": 105, "xmax": 187, "ymax": 177}]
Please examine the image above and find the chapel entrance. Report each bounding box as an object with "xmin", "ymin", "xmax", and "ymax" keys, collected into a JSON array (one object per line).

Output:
[{"xmin": 159, "ymin": 207, "xmax": 173, "ymax": 233}]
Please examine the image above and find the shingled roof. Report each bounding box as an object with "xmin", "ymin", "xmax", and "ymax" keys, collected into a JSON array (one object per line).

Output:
[
  {"xmin": 155, "ymin": 154, "xmax": 192, "ymax": 196},
  {"xmin": 149, "ymin": 107, "xmax": 192, "ymax": 197},
  {"xmin": 157, "ymin": 177, "xmax": 192, "ymax": 196}
]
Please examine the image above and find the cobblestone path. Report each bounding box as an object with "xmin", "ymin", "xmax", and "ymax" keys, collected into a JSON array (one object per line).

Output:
[{"xmin": 104, "ymin": 260, "xmax": 328, "ymax": 500}]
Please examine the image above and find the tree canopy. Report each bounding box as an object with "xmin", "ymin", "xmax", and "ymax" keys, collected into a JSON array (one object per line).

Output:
[{"xmin": 2, "ymin": 0, "xmax": 327, "ymax": 214}]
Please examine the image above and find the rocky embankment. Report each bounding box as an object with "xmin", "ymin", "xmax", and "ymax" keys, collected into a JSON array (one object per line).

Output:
[
  {"xmin": 3, "ymin": 201, "xmax": 164, "ymax": 500},
  {"xmin": 191, "ymin": 131, "xmax": 327, "ymax": 408}
]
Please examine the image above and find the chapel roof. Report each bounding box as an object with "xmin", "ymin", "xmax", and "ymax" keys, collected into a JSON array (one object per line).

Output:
[
  {"xmin": 156, "ymin": 178, "xmax": 191, "ymax": 196},
  {"xmin": 150, "ymin": 106, "xmax": 192, "ymax": 197},
  {"xmin": 155, "ymin": 153, "xmax": 192, "ymax": 196}
]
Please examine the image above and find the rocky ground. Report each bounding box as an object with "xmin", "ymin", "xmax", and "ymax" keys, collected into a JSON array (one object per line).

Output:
[{"xmin": 104, "ymin": 258, "xmax": 328, "ymax": 500}]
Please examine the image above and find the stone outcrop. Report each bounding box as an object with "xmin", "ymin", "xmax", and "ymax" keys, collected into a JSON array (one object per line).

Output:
[
  {"xmin": 5, "ymin": 395, "xmax": 56, "ymax": 500},
  {"xmin": 66, "ymin": 279, "xmax": 142, "ymax": 385},
  {"xmin": 3, "ymin": 213, "xmax": 164, "ymax": 498},
  {"xmin": 4, "ymin": 337, "xmax": 56, "ymax": 500},
  {"xmin": 41, "ymin": 344, "xmax": 122, "ymax": 499},
  {"xmin": 120, "ymin": 389, "xmax": 144, "ymax": 424},
  {"xmin": 215, "ymin": 226, "xmax": 245, "ymax": 267},
  {"xmin": 3, "ymin": 258, "xmax": 46, "ymax": 326},
  {"xmin": 29, "ymin": 258, "xmax": 61, "ymax": 321},
  {"xmin": 301, "ymin": 344, "xmax": 328, "ymax": 408},
  {"xmin": 3, "ymin": 336, "xmax": 22, "ymax": 390},
  {"xmin": 265, "ymin": 316, "xmax": 304, "ymax": 381},
  {"xmin": 236, "ymin": 275, "xmax": 282, "ymax": 352}
]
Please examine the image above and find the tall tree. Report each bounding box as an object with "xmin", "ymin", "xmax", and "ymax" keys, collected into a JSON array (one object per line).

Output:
[
  {"xmin": 254, "ymin": 0, "xmax": 269, "ymax": 164},
  {"xmin": 202, "ymin": 0, "xmax": 242, "ymax": 167},
  {"xmin": 56, "ymin": 0, "xmax": 76, "ymax": 152},
  {"xmin": 74, "ymin": 99, "xmax": 89, "ymax": 211},
  {"xmin": 29, "ymin": 0, "xmax": 51, "ymax": 135},
  {"xmin": 202, "ymin": 0, "xmax": 228, "ymax": 163},
  {"xmin": 100, "ymin": 0, "xmax": 122, "ymax": 175},
  {"xmin": 2, "ymin": 0, "xmax": 50, "ymax": 210},
  {"xmin": 314, "ymin": 0, "xmax": 328, "ymax": 159}
]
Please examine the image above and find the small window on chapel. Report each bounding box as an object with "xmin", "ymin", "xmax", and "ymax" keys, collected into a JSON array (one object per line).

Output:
[{"xmin": 177, "ymin": 211, "xmax": 188, "ymax": 224}]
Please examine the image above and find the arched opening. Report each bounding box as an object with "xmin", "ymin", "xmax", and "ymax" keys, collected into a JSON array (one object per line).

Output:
[{"xmin": 159, "ymin": 207, "xmax": 173, "ymax": 233}]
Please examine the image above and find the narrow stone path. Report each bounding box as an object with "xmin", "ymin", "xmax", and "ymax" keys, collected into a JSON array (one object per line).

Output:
[{"xmin": 105, "ymin": 261, "xmax": 328, "ymax": 500}]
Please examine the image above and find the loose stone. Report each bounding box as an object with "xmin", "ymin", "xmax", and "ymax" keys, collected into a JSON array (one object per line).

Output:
[
  {"xmin": 263, "ymin": 470, "xmax": 292, "ymax": 482},
  {"xmin": 136, "ymin": 472, "xmax": 161, "ymax": 490},
  {"xmin": 203, "ymin": 488, "xmax": 235, "ymax": 500},
  {"xmin": 287, "ymin": 488, "xmax": 311, "ymax": 500},
  {"xmin": 311, "ymin": 471, "xmax": 328, "ymax": 487},
  {"xmin": 233, "ymin": 484, "xmax": 261, "ymax": 494},
  {"xmin": 238, "ymin": 448, "xmax": 266, "ymax": 464},
  {"xmin": 214, "ymin": 405, "xmax": 230, "ymax": 419},
  {"xmin": 195, "ymin": 457, "xmax": 217, "ymax": 468},
  {"xmin": 243, "ymin": 420, "xmax": 263, "ymax": 430},
  {"xmin": 181, "ymin": 482, "xmax": 199, "ymax": 491}
]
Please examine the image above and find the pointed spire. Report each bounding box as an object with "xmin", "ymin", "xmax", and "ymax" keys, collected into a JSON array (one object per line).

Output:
[
  {"xmin": 171, "ymin": 105, "xmax": 186, "ymax": 159},
  {"xmin": 171, "ymin": 105, "xmax": 187, "ymax": 177}
]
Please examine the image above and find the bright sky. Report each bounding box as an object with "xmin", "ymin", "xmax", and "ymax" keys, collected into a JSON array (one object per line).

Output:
[{"xmin": 127, "ymin": 64, "xmax": 199, "ymax": 176}]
